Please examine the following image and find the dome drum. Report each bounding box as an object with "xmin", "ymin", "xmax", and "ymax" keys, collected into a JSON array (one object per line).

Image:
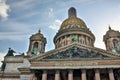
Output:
[
  {"xmin": 54, "ymin": 29, "xmax": 95, "ymax": 48},
  {"xmin": 54, "ymin": 34, "xmax": 94, "ymax": 48},
  {"xmin": 54, "ymin": 29, "xmax": 95, "ymax": 43}
]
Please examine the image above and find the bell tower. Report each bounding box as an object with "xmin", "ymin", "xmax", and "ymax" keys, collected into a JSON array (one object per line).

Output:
[
  {"xmin": 103, "ymin": 26, "xmax": 120, "ymax": 53},
  {"xmin": 27, "ymin": 30, "xmax": 47, "ymax": 56}
]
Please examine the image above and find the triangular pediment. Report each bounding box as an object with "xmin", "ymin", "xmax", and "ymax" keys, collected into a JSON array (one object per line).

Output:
[
  {"xmin": 43, "ymin": 46, "xmax": 109, "ymax": 59},
  {"xmin": 29, "ymin": 43, "xmax": 120, "ymax": 61}
]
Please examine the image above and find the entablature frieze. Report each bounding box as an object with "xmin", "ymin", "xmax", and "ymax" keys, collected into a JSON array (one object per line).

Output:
[{"xmin": 30, "ymin": 60, "xmax": 120, "ymax": 69}]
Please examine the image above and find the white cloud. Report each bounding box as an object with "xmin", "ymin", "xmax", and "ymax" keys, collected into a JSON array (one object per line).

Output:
[
  {"xmin": 3, "ymin": 21, "xmax": 33, "ymax": 32},
  {"xmin": 48, "ymin": 8, "xmax": 54, "ymax": 18},
  {"xmin": 10, "ymin": 0, "xmax": 35, "ymax": 10},
  {"xmin": 0, "ymin": 21, "xmax": 34, "ymax": 41},
  {"xmin": 49, "ymin": 19, "xmax": 62, "ymax": 31},
  {"xmin": 0, "ymin": 0, "xmax": 10, "ymax": 20},
  {"xmin": 0, "ymin": 32, "xmax": 28, "ymax": 41},
  {"xmin": 0, "ymin": 52, "xmax": 5, "ymax": 66},
  {"xmin": 69, "ymin": 0, "xmax": 100, "ymax": 5}
]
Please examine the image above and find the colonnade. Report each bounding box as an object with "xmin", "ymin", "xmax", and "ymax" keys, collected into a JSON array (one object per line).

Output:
[
  {"xmin": 39, "ymin": 69, "xmax": 115, "ymax": 80},
  {"xmin": 55, "ymin": 34, "xmax": 94, "ymax": 48}
]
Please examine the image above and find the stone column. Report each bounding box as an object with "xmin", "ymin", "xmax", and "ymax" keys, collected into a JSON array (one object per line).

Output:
[
  {"xmin": 84, "ymin": 36, "xmax": 87, "ymax": 45},
  {"xmin": 81, "ymin": 35, "xmax": 84, "ymax": 44},
  {"xmin": 95, "ymin": 69, "xmax": 100, "ymax": 80},
  {"xmin": 86, "ymin": 36, "xmax": 89, "ymax": 45},
  {"xmin": 42, "ymin": 70, "xmax": 47, "ymax": 80},
  {"xmin": 55, "ymin": 70, "xmax": 60, "ymax": 80},
  {"xmin": 68, "ymin": 70, "xmax": 73, "ymax": 80},
  {"xmin": 64, "ymin": 36, "xmax": 66, "ymax": 45},
  {"xmin": 81, "ymin": 69, "xmax": 86, "ymax": 80},
  {"xmin": 89, "ymin": 39, "xmax": 92, "ymax": 46},
  {"xmin": 108, "ymin": 69, "xmax": 115, "ymax": 80}
]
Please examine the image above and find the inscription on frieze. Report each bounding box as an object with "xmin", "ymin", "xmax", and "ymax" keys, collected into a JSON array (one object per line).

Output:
[
  {"xmin": 32, "ymin": 60, "xmax": 120, "ymax": 67},
  {"xmin": 55, "ymin": 61, "xmax": 98, "ymax": 66}
]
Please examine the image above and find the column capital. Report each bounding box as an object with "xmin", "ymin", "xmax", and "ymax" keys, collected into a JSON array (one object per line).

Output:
[
  {"xmin": 108, "ymin": 68, "xmax": 115, "ymax": 80},
  {"xmin": 95, "ymin": 69, "xmax": 99, "ymax": 73},
  {"xmin": 43, "ymin": 70, "xmax": 47, "ymax": 73},
  {"xmin": 81, "ymin": 69, "xmax": 86, "ymax": 73},
  {"xmin": 55, "ymin": 70, "xmax": 60, "ymax": 80},
  {"xmin": 42, "ymin": 70, "xmax": 47, "ymax": 80},
  {"xmin": 68, "ymin": 69, "xmax": 73, "ymax": 80},
  {"xmin": 81, "ymin": 69, "xmax": 86, "ymax": 80},
  {"xmin": 108, "ymin": 68, "xmax": 113, "ymax": 72},
  {"xmin": 68, "ymin": 69, "xmax": 73, "ymax": 73},
  {"xmin": 55, "ymin": 70, "xmax": 60, "ymax": 74},
  {"xmin": 95, "ymin": 69, "xmax": 101, "ymax": 80}
]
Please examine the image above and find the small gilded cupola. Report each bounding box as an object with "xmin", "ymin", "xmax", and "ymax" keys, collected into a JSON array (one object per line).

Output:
[
  {"xmin": 54, "ymin": 7, "xmax": 95, "ymax": 49},
  {"xmin": 27, "ymin": 30, "xmax": 47, "ymax": 56},
  {"xmin": 103, "ymin": 26, "xmax": 120, "ymax": 53}
]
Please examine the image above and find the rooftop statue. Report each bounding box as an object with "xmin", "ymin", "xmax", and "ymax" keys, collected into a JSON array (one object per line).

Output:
[
  {"xmin": 5, "ymin": 48, "xmax": 15, "ymax": 56},
  {"xmin": 72, "ymin": 35, "xmax": 78, "ymax": 42},
  {"xmin": 32, "ymin": 47, "xmax": 38, "ymax": 55},
  {"xmin": 115, "ymin": 42, "xmax": 120, "ymax": 53}
]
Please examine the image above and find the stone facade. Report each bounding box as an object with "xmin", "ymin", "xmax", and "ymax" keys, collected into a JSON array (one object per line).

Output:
[{"xmin": 0, "ymin": 7, "xmax": 120, "ymax": 80}]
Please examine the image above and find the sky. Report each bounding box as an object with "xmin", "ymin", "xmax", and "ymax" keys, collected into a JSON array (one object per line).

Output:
[{"xmin": 0, "ymin": 0, "xmax": 120, "ymax": 65}]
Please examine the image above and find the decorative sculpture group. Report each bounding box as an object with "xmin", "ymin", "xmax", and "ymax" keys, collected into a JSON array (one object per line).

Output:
[{"xmin": 43, "ymin": 46, "xmax": 109, "ymax": 59}]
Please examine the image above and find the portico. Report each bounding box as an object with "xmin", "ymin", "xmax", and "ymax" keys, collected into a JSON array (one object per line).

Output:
[{"xmin": 30, "ymin": 68, "xmax": 119, "ymax": 80}]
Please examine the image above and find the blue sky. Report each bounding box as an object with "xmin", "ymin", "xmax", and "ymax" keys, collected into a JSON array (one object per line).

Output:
[{"xmin": 0, "ymin": 0, "xmax": 120, "ymax": 65}]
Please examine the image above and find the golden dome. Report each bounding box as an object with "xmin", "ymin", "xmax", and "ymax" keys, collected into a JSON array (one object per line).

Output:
[{"xmin": 60, "ymin": 17, "xmax": 87, "ymax": 29}]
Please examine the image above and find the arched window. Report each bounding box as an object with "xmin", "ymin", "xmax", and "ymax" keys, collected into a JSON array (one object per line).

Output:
[
  {"xmin": 32, "ymin": 42, "xmax": 38, "ymax": 55},
  {"xmin": 33, "ymin": 42, "xmax": 38, "ymax": 48},
  {"xmin": 113, "ymin": 39, "xmax": 118, "ymax": 48}
]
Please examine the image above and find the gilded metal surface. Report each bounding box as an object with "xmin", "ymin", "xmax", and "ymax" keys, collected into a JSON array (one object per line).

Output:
[{"xmin": 60, "ymin": 17, "xmax": 87, "ymax": 29}]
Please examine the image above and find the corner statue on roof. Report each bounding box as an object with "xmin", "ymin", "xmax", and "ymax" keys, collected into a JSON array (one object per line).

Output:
[
  {"xmin": 5, "ymin": 48, "xmax": 15, "ymax": 56},
  {"xmin": 0, "ymin": 7, "xmax": 120, "ymax": 80}
]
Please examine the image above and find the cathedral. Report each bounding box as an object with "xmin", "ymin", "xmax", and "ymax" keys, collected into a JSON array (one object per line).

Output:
[{"xmin": 0, "ymin": 7, "xmax": 120, "ymax": 80}]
